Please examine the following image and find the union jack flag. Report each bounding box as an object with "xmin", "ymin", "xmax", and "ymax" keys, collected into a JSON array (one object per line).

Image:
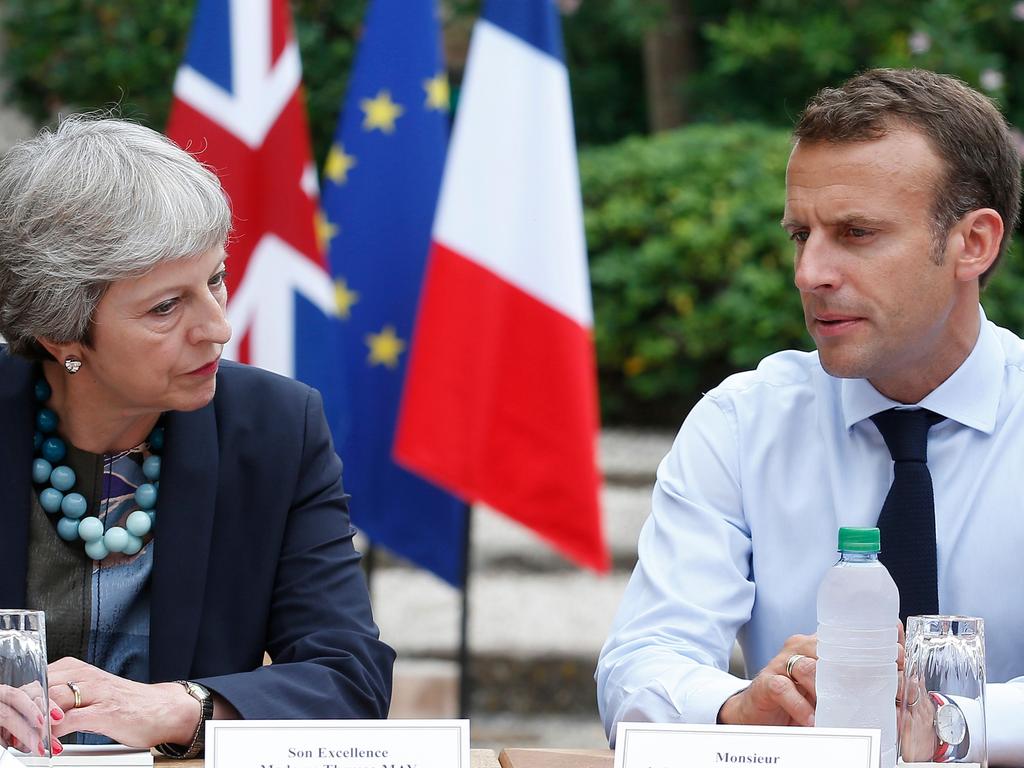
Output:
[{"xmin": 167, "ymin": 0, "xmax": 341, "ymax": 396}]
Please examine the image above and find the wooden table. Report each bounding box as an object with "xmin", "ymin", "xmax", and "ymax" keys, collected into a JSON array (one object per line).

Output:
[
  {"xmin": 170, "ymin": 749, "xmax": 500, "ymax": 767},
  {"xmin": 498, "ymin": 748, "xmax": 614, "ymax": 768}
]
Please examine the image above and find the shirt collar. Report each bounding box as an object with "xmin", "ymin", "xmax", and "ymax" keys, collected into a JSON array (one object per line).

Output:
[{"xmin": 840, "ymin": 305, "xmax": 1004, "ymax": 433}]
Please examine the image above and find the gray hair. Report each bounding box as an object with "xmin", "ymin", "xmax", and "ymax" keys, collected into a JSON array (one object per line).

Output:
[{"xmin": 0, "ymin": 115, "xmax": 232, "ymax": 359}]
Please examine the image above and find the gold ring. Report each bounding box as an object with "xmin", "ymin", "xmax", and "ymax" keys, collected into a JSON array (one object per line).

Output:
[
  {"xmin": 785, "ymin": 654, "xmax": 806, "ymax": 680},
  {"xmin": 66, "ymin": 681, "xmax": 82, "ymax": 709}
]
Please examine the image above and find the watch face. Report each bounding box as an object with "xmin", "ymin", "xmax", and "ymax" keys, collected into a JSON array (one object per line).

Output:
[{"xmin": 936, "ymin": 703, "xmax": 967, "ymax": 746}]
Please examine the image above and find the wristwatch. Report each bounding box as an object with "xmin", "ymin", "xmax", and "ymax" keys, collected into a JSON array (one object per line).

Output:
[
  {"xmin": 930, "ymin": 692, "xmax": 967, "ymax": 762},
  {"xmin": 155, "ymin": 680, "xmax": 214, "ymax": 759}
]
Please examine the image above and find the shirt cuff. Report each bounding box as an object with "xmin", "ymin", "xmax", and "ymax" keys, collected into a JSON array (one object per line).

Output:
[
  {"xmin": 983, "ymin": 680, "xmax": 1024, "ymax": 766},
  {"xmin": 687, "ymin": 671, "xmax": 753, "ymax": 725},
  {"xmin": 607, "ymin": 668, "xmax": 751, "ymax": 747}
]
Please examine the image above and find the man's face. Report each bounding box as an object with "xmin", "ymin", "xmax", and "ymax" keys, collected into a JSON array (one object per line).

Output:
[{"xmin": 783, "ymin": 129, "xmax": 968, "ymax": 401}]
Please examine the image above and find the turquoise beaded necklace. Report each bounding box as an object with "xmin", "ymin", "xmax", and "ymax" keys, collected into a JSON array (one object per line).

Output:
[{"xmin": 31, "ymin": 378, "xmax": 161, "ymax": 561}]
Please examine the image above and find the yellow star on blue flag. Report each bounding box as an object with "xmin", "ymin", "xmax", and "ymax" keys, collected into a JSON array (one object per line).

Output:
[
  {"xmin": 325, "ymin": 144, "xmax": 357, "ymax": 184},
  {"xmin": 361, "ymin": 90, "xmax": 404, "ymax": 133},
  {"xmin": 423, "ymin": 73, "xmax": 450, "ymax": 111},
  {"xmin": 334, "ymin": 277, "xmax": 359, "ymax": 319},
  {"xmin": 320, "ymin": 0, "xmax": 466, "ymax": 585},
  {"xmin": 365, "ymin": 325, "xmax": 405, "ymax": 368}
]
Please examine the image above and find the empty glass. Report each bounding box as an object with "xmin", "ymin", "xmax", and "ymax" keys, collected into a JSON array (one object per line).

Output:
[
  {"xmin": 0, "ymin": 610, "xmax": 51, "ymax": 763},
  {"xmin": 898, "ymin": 615, "xmax": 986, "ymax": 767}
]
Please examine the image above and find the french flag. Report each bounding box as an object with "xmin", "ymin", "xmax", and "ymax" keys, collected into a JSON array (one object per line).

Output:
[{"xmin": 395, "ymin": 0, "xmax": 608, "ymax": 572}]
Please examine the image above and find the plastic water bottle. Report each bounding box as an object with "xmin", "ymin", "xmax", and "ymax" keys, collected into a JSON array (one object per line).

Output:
[{"xmin": 815, "ymin": 527, "xmax": 899, "ymax": 768}]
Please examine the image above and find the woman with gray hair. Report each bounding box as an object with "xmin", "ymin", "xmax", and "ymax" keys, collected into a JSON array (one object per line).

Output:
[{"xmin": 0, "ymin": 116, "xmax": 394, "ymax": 758}]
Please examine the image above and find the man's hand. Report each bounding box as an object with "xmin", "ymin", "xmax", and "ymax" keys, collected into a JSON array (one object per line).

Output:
[
  {"xmin": 718, "ymin": 622, "xmax": 907, "ymax": 729},
  {"xmin": 717, "ymin": 634, "xmax": 819, "ymax": 726}
]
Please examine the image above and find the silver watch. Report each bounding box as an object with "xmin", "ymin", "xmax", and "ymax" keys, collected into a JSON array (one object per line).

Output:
[
  {"xmin": 934, "ymin": 698, "xmax": 967, "ymax": 748},
  {"xmin": 155, "ymin": 680, "xmax": 214, "ymax": 759}
]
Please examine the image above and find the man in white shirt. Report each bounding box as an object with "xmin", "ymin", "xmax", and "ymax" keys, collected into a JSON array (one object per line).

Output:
[{"xmin": 596, "ymin": 68, "xmax": 1024, "ymax": 765}]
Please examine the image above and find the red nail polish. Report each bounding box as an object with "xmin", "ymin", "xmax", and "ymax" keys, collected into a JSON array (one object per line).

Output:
[
  {"xmin": 50, "ymin": 707, "xmax": 64, "ymax": 721},
  {"xmin": 53, "ymin": 740, "xmax": 64, "ymax": 755},
  {"xmin": 37, "ymin": 742, "xmax": 45, "ymax": 756}
]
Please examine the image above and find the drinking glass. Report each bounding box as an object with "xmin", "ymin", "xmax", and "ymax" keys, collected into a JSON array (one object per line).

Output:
[
  {"xmin": 0, "ymin": 610, "xmax": 51, "ymax": 763},
  {"xmin": 897, "ymin": 615, "xmax": 986, "ymax": 767}
]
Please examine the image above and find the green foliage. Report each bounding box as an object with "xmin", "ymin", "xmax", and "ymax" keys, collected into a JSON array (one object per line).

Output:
[
  {"xmin": 561, "ymin": 0, "xmax": 653, "ymax": 144},
  {"xmin": 0, "ymin": 0, "xmax": 367, "ymax": 167},
  {"xmin": 691, "ymin": 0, "xmax": 1024, "ymax": 129},
  {"xmin": 581, "ymin": 123, "xmax": 808, "ymax": 424},
  {"xmin": 0, "ymin": 1, "xmax": 194, "ymax": 128},
  {"xmin": 0, "ymin": 0, "xmax": 648, "ymax": 155}
]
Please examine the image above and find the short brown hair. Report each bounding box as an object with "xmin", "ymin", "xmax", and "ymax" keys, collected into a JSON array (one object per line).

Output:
[{"xmin": 794, "ymin": 68, "xmax": 1021, "ymax": 284}]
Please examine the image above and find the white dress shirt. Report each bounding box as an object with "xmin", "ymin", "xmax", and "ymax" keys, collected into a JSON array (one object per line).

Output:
[{"xmin": 597, "ymin": 309, "xmax": 1024, "ymax": 765}]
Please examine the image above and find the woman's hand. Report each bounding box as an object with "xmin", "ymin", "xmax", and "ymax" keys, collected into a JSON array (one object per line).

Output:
[
  {"xmin": 0, "ymin": 681, "xmax": 62, "ymax": 756},
  {"xmin": 46, "ymin": 658, "xmax": 199, "ymax": 748}
]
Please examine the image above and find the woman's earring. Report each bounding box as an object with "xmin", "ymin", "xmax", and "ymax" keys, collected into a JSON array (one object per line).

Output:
[{"xmin": 63, "ymin": 356, "xmax": 82, "ymax": 375}]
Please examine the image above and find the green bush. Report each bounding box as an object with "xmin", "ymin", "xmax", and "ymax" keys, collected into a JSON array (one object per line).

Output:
[
  {"xmin": 581, "ymin": 123, "xmax": 804, "ymax": 424},
  {"xmin": 581, "ymin": 123, "xmax": 1024, "ymax": 425}
]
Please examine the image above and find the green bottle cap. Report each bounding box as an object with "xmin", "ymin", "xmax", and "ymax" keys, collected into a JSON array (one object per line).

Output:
[{"xmin": 838, "ymin": 527, "xmax": 880, "ymax": 552}]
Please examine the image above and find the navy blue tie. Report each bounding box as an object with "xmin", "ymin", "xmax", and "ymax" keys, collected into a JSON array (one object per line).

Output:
[{"xmin": 870, "ymin": 408, "xmax": 945, "ymax": 623}]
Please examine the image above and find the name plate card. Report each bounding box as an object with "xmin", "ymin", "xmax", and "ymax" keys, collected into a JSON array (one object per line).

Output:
[
  {"xmin": 614, "ymin": 722, "xmax": 880, "ymax": 768},
  {"xmin": 206, "ymin": 720, "xmax": 470, "ymax": 768}
]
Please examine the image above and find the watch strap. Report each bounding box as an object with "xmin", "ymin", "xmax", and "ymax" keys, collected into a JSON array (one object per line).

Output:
[{"xmin": 155, "ymin": 680, "xmax": 214, "ymax": 759}]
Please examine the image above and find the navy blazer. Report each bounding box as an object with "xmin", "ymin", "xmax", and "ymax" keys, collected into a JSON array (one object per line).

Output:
[{"xmin": 0, "ymin": 350, "xmax": 394, "ymax": 719}]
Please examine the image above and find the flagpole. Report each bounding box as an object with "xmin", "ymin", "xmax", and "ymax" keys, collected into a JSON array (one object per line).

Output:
[{"xmin": 458, "ymin": 504, "xmax": 472, "ymax": 719}]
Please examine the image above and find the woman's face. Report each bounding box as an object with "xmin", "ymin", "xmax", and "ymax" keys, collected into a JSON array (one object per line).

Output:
[{"xmin": 80, "ymin": 245, "xmax": 231, "ymax": 416}]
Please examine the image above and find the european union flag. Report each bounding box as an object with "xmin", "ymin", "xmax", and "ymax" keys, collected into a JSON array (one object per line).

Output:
[{"xmin": 321, "ymin": 0, "xmax": 467, "ymax": 585}]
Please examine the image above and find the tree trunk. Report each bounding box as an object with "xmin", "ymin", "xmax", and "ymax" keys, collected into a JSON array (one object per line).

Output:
[{"xmin": 642, "ymin": 0, "xmax": 694, "ymax": 132}]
